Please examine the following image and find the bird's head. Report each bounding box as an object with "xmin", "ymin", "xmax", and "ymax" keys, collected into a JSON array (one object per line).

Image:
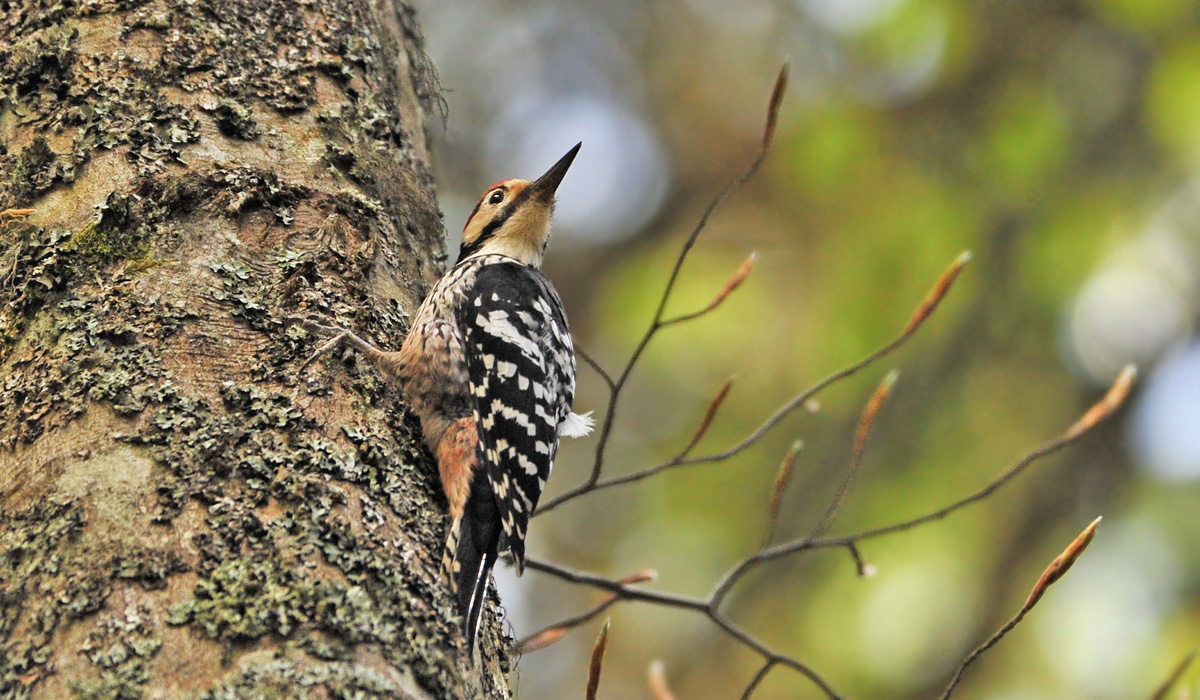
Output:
[{"xmin": 457, "ymin": 142, "xmax": 581, "ymax": 268}]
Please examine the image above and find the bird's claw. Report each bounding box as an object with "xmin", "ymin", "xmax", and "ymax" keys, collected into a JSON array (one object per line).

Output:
[
  {"xmin": 298, "ymin": 317, "xmax": 355, "ymax": 375},
  {"xmin": 302, "ymin": 317, "xmax": 351, "ymax": 336}
]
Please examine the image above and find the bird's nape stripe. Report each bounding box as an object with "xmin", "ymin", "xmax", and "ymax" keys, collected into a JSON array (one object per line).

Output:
[{"xmin": 457, "ymin": 205, "xmax": 517, "ymax": 263}]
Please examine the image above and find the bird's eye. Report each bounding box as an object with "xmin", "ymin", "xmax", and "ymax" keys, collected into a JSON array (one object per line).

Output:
[{"xmin": 488, "ymin": 190, "xmax": 504, "ymax": 205}]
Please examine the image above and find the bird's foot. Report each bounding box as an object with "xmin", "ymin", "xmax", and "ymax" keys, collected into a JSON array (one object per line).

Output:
[{"xmin": 298, "ymin": 317, "xmax": 357, "ymax": 375}]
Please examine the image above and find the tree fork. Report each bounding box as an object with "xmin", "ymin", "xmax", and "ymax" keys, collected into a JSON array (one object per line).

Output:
[{"xmin": 0, "ymin": 1, "xmax": 510, "ymax": 698}]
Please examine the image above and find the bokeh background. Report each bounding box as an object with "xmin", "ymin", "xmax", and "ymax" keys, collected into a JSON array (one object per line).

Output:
[{"xmin": 412, "ymin": 1, "xmax": 1200, "ymax": 698}]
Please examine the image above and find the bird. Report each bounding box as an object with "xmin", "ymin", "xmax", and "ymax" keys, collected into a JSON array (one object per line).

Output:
[{"xmin": 303, "ymin": 143, "xmax": 591, "ymax": 654}]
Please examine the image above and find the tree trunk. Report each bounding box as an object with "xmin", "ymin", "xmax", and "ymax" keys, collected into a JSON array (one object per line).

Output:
[{"xmin": 0, "ymin": 2, "xmax": 511, "ymax": 697}]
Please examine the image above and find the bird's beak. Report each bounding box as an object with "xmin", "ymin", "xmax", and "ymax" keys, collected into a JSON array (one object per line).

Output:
[{"xmin": 527, "ymin": 142, "xmax": 581, "ymax": 202}]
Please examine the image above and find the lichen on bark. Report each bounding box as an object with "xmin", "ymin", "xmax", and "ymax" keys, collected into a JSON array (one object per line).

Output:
[{"xmin": 0, "ymin": 1, "xmax": 509, "ymax": 698}]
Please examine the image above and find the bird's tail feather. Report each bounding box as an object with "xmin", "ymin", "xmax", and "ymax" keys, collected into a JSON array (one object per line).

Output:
[
  {"xmin": 445, "ymin": 511, "xmax": 500, "ymax": 654},
  {"xmin": 442, "ymin": 515, "xmax": 463, "ymax": 590},
  {"xmin": 463, "ymin": 549, "xmax": 494, "ymax": 654}
]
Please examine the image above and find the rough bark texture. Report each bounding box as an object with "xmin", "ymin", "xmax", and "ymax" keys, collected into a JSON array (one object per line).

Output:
[{"xmin": 0, "ymin": 1, "xmax": 512, "ymax": 698}]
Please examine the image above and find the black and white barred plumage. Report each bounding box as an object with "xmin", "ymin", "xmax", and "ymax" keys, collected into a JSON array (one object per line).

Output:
[
  {"xmin": 302, "ymin": 145, "xmax": 587, "ymax": 655},
  {"xmin": 466, "ymin": 261, "xmax": 574, "ymax": 560},
  {"xmin": 436, "ymin": 255, "xmax": 590, "ymax": 651},
  {"xmin": 400, "ymin": 144, "xmax": 588, "ymax": 654}
]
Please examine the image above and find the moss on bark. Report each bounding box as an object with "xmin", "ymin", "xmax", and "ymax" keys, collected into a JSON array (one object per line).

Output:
[{"xmin": 0, "ymin": 1, "xmax": 509, "ymax": 698}]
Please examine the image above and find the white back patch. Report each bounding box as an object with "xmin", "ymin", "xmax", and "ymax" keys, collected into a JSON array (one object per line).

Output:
[{"xmin": 558, "ymin": 411, "xmax": 595, "ymax": 438}]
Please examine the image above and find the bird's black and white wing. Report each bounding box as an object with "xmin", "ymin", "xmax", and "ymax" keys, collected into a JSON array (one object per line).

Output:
[{"xmin": 459, "ymin": 260, "xmax": 586, "ymax": 573}]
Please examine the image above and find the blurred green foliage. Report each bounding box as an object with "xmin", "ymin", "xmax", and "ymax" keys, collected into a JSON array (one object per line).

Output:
[{"xmin": 419, "ymin": 0, "xmax": 1200, "ymax": 697}]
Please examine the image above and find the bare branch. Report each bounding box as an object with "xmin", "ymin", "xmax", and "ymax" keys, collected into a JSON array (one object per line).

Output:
[
  {"xmin": 536, "ymin": 251, "xmax": 972, "ymax": 516},
  {"xmin": 739, "ymin": 660, "xmax": 776, "ymax": 700},
  {"xmin": 801, "ymin": 364, "xmax": 1135, "ymax": 550},
  {"xmin": 650, "ymin": 65, "xmax": 786, "ymax": 332},
  {"xmin": 524, "ymin": 558, "xmax": 708, "ymax": 613},
  {"xmin": 538, "ymin": 63, "xmax": 790, "ymax": 518},
  {"xmin": 710, "ymin": 371, "xmax": 896, "ymax": 608},
  {"xmin": 526, "ymin": 360, "xmax": 1130, "ymax": 699},
  {"xmin": 517, "ymin": 61, "xmax": 1126, "ymax": 700},
  {"xmin": 704, "ymin": 608, "xmax": 841, "ymax": 698},
  {"xmin": 806, "ymin": 369, "xmax": 897, "ymax": 541},
  {"xmin": 939, "ymin": 516, "xmax": 1103, "ymax": 699},
  {"xmin": 662, "ymin": 253, "xmax": 758, "ymax": 326},
  {"xmin": 575, "ymin": 342, "xmax": 616, "ymax": 392},
  {"xmin": 1150, "ymin": 649, "xmax": 1197, "ymax": 700},
  {"xmin": 523, "ymin": 556, "xmax": 845, "ymax": 699},
  {"xmin": 518, "ymin": 570, "xmax": 656, "ymax": 653},
  {"xmin": 525, "ymin": 247, "xmax": 983, "ymax": 697}
]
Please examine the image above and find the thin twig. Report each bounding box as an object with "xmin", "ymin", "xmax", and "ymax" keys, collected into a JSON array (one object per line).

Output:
[
  {"xmin": 939, "ymin": 516, "xmax": 1103, "ymax": 699},
  {"xmin": 537, "ymin": 63, "xmax": 789, "ymax": 517},
  {"xmin": 661, "ymin": 253, "xmax": 758, "ymax": 327},
  {"xmin": 524, "ymin": 557, "xmax": 709, "ymax": 613},
  {"xmin": 536, "ymin": 251, "xmax": 973, "ymax": 517},
  {"xmin": 1150, "ymin": 649, "xmax": 1197, "ymax": 700},
  {"xmin": 518, "ymin": 570, "xmax": 656, "ymax": 653},
  {"xmin": 575, "ymin": 342, "xmax": 616, "ymax": 391},
  {"xmin": 806, "ymin": 365, "xmax": 1135, "ymax": 550},
  {"xmin": 739, "ymin": 660, "xmax": 776, "ymax": 700},
  {"xmin": 715, "ymin": 365, "xmax": 1134, "ymax": 595},
  {"xmin": 525, "ymin": 366, "xmax": 1133, "ymax": 700},
  {"xmin": 523, "ymin": 557, "xmax": 844, "ymax": 699},
  {"xmin": 705, "ymin": 612, "xmax": 840, "ymax": 698},
  {"xmin": 806, "ymin": 369, "xmax": 897, "ymax": 541},
  {"xmin": 708, "ymin": 369, "xmax": 898, "ymax": 609}
]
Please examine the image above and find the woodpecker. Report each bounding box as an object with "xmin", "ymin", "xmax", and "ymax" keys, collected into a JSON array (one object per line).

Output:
[{"xmin": 304, "ymin": 143, "xmax": 591, "ymax": 654}]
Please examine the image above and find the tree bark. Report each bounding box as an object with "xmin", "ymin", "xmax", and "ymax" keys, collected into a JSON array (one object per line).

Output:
[{"xmin": 0, "ymin": 1, "xmax": 511, "ymax": 697}]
